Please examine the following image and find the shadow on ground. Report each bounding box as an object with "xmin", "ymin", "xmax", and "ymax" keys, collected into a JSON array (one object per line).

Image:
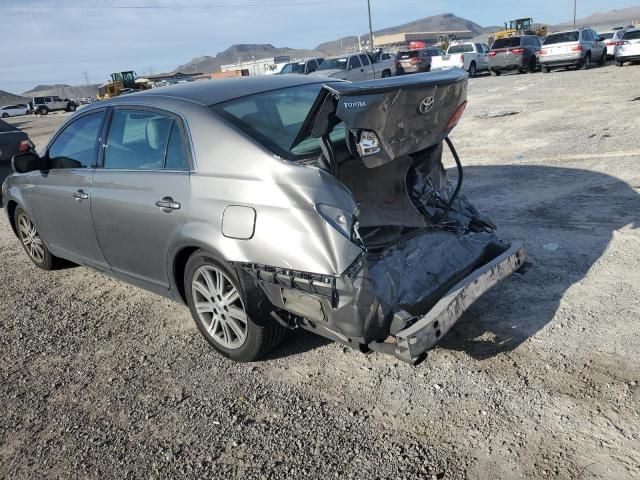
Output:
[{"xmin": 437, "ymin": 164, "xmax": 639, "ymax": 359}]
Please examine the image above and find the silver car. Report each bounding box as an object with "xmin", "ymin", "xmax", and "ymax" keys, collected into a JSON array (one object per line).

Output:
[
  {"xmin": 540, "ymin": 28, "xmax": 607, "ymax": 72},
  {"xmin": 2, "ymin": 73, "xmax": 525, "ymax": 364},
  {"xmin": 615, "ymin": 28, "xmax": 640, "ymax": 66}
]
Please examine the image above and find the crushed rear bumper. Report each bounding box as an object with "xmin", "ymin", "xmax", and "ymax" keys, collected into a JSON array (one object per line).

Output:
[{"xmin": 390, "ymin": 242, "xmax": 526, "ymax": 364}]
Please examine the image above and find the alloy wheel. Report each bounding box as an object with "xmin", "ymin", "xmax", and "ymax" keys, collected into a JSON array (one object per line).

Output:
[
  {"xmin": 191, "ymin": 265, "xmax": 248, "ymax": 349},
  {"xmin": 17, "ymin": 214, "xmax": 45, "ymax": 264}
]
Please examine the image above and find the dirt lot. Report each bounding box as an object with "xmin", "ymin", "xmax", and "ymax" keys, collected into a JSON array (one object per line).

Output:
[{"xmin": 1, "ymin": 65, "xmax": 639, "ymax": 479}]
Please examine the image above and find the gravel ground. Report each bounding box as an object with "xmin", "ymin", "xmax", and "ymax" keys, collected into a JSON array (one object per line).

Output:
[{"xmin": 1, "ymin": 64, "xmax": 639, "ymax": 479}]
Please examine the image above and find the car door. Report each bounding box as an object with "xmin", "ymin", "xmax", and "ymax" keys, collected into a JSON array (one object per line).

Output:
[
  {"xmin": 359, "ymin": 54, "xmax": 376, "ymax": 80},
  {"xmin": 478, "ymin": 43, "xmax": 490, "ymax": 69},
  {"xmin": 90, "ymin": 107, "xmax": 192, "ymax": 292},
  {"xmin": 26, "ymin": 109, "xmax": 109, "ymax": 268},
  {"xmin": 346, "ymin": 55, "xmax": 364, "ymax": 81}
]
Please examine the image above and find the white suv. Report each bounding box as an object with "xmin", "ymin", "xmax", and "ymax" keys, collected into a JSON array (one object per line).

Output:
[
  {"xmin": 31, "ymin": 96, "xmax": 77, "ymax": 115},
  {"xmin": 615, "ymin": 28, "xmax": 640, "ymax": 66}
]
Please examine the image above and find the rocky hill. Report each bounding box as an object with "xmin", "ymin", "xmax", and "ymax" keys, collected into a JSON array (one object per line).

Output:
[
  {"xmin": 21, "ymin": 84, "xmax": 100, "ymax": 99},
  {"xmin": 553, "ymin": 5, "xmax": 640, "ymax": 29},
  {"xmin": 0, "ymin": 90, "xmax": 27, "ymax": 107},
  {"xmin": 174, "ymin": 44, "xmax": 325, "ymax": 74}
]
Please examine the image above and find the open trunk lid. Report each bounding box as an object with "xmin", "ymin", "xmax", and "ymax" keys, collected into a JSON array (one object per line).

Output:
[{"xmin": 293, "ymin": 69, "xmax": 468, "ymax": 168}]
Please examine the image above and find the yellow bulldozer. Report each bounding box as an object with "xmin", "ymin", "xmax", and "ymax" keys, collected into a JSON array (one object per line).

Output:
[
  {"xmin": 96, "ymin": 71, "xmax": 151, "ymax": 100},
  {"xmin": 489, "ymin": 18, "xmax": 548, "ymax": 46}
]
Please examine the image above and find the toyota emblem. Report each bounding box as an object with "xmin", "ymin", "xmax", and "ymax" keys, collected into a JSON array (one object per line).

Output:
[{"xmin": 419, "ymin": 96, "xmax": 435, "ymax": 114}]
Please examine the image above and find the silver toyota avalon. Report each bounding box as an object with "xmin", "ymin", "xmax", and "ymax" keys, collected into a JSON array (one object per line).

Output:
[{"xmin": 2, "ymin": 73, "xmax": 525, "ymax": 364}]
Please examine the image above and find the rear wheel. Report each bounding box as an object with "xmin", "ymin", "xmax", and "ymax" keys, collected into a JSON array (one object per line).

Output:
[
  {"xmin": 468, "ymin": 62, "xmax": 477, "ymax": 77},
  {"xmin": 381, "ymin": 69, "xmax": 391, "ymax": 78},
  {"xmin": 598, "ymin": 51, "xmax": 606, "ymax": 66},
  {"xmin": 15, "ymin": 208, "xmax": 57, "ymax": 270},
  {"xmin": 1, "ymin": 113, "xmax": 8, "ymax": 118},
  {"xmin": 582, "ymin": 53, "xmax": 591, "ymax": 70},
  {"xmin": 616, "ymin": 59, "xmax": 624, "ymax": 67},
  {"xmin": 184, "ymin": 250, "xmax": 286, "ymax": 362},
  {"xmin": 38, "ymin": 107, "xmax": 48, "ymax": 115}
]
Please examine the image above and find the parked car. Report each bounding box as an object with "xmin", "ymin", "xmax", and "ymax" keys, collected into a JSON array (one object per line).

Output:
[
  {"xmin": 0, "ymin": 104, "xmax": 30, "ymax": 118},
  {"xmin": 0, "ymin": 118, "xmax": 33, "ymax": 205},
  {"xmin": 395, "ymin": 47, "xmax": 445, "ymax": 74},
  {"xmin": 431, "ymin": 42, "xmax": 490, "ymax": 77},
  {"xmin": 598, "ymin": 29, "xmax": 627, "ymax": 58},
  {"xmin": 539, "ymin": 28, "xmax": 606, "ymax": 72},
  {"xmin": 615, "ymin": 28, "xmax": 640, "ymax": 66},
  {"xmin": 278, "ymin": 57, "xmax": 324, "ymax": 75},
  {"xmin": 314, "ymin": 51, "xmax": 394, "ymax": 81},
  {"xmin": 2, "ymin": 74, "xmax": 524, "ymax": 364},
  {"xmin": 31, "ymin": 96, "xmax": 77, "ymax": 115},
  {"xmin": 488, "ymin": 35, "xmax": 542, "ymax": 75}
]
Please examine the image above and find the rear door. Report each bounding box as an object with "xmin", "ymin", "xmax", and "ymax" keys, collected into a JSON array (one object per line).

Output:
[
  {"xmin": 90, "ymin": 107, "xmax": 192, "ymax": 292},
  {"xmin": 345, "ymin": 55, "xmax": 364, "ymax": 81},
  {"xmin": 26, "ymin": 109, "xmax": 108, "ymax": 267},
  {"xmin": 359, "ymin": 54, "xmax": 376, "ymax": 79},
  {"xmin": 476, "ymin": 43, "xmax": 488, "ymax": 69}
]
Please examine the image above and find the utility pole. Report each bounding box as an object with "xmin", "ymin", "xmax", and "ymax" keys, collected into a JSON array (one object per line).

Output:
[
  {"xmin": 573, "ymin": 0, "xmax": 577, "ymax": 28},
  {"xmin": 83, "ymin": 71, "xmax": 89, "ymax": 85},
  {"xmin": 367, "ymin": 0, "xmax": 374, "ymax": 51}
]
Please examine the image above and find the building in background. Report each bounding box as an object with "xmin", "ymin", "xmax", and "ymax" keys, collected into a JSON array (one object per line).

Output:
[
  {"xmin": 143, "ymin": 71, "xmax": 202, "ymax": 88},
  {"xmin": 374, "ymin": 31, "xmax": 473, "ymax": 52},
  {"xmin": 220, "ymin": 56, "xmax": 291, "ymax": 76}
]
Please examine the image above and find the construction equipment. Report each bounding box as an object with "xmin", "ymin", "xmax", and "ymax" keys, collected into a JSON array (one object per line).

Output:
[
  {"xmin": 489, "ymin": 18, "xmax": 548, "ymax": 46},
  {"xmin": 96, "ymin": 71, "xmax": 151, "ymax": 100}
]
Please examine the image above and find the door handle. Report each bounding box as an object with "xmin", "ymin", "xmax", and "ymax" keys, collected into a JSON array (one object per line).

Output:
[
  {"xmin": 73, "ymin": 190, "xmax": 89, "ymax": 200},
  {"xmin": 155, "ymin": 197, "xmax": 181, "ymax": 211}
]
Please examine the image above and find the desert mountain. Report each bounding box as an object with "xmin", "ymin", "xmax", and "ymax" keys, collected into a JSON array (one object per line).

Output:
[
  {"xmin": 21, "ymin": 84, "xmax": 100, "ymax": 99},
  {"xmin": 0, "ymin": 90, "xmax": 27, "ymax": 107}
]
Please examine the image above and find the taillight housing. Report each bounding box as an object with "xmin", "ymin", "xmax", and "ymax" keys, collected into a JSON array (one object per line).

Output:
[
  {"xmin": 540, "ymin": 48, "xmax": 549, "ymax": 56},
  {"xmin": 459, "ymin": 54, "xmax": 465, "ymax": 64},
  {"xmin": 19, "ymin": 139, "xmax": 31, "ymax": 153},
  {"xmin": 444, "ymin": 101, "xmax": 467, "ymax": 136},
  {"xmin": 571, "ymin": 45, "xmax": 584, "ymax": 52},
  {"xmin": 510, "ymin": 48, "xmax": 525, "ymax": 54},
  {"xmin": 488, "ymin": 51, "xmax": 497, "ymax": 57},
  {"xmin": 616, "ymin": 41, "xmax": 629, "ymax": 46}
]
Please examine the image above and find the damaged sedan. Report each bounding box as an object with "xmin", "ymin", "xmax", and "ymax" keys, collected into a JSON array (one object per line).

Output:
[{"xmin": 2, "ymin": 72, "xmax": 525, "ymax": 364}]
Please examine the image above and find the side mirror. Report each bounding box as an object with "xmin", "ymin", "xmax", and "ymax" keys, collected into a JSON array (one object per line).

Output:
[{"xmin": 12, "ymin": 152, "xmax": 46, "ymax": 173}]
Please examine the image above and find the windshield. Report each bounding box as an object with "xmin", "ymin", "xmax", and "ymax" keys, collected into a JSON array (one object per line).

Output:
[
  {"xmin": 318, "ymin": 57, "xmax": 348, "ymax": 70},
  {"xmin": 447, "ymin": 44, "xmax": 473, "ymax": 54},
  {"xmin": 211, "ymin": 83, "xmax": 345, "ymax": 161},
  {"xmin": 544, "ymin": 31, "xmax": 579, "ymax": 44},
  {"xmin": 280, "ymin": 63, "xmax": 305, "ymax": 74},
  {"xmin": 492, "ymin": 37, "xmax": 521, "ymax": 49}
]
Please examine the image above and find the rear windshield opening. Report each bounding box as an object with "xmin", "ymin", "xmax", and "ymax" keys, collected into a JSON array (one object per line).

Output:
[
  {"xmin": 544, "ymin": 31, "xmax": 579, "ymax": 44},
  {"xmin": 211, "ymin": 83, "xmax": 345, "ymax": 161},
  {"xmin": 492, "ymin": 37, "xmax": 521, "ymax": 49},
  {"xmin": 448, "ymin": 45, "xmax": 474, "ymax": 54}
]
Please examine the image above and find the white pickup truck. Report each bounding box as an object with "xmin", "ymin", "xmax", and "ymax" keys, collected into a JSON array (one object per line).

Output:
[
  {"xmin": 313, "ymin": 51, "xmax": 395, "ymax": 81},
  {"xmin": 431, "ymin": 42, "xmax": 490, "ymax": 77}
]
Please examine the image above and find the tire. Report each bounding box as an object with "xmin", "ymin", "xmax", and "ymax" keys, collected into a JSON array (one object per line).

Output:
[
  {"xmin": 1, "ymin": 113, "xmax": 8, "ymax": 118},
  {"xmin": 468, "ymin": 62, "xmax": 477, "ymax": 77},
  {"xmin": 543, "ymin": 67, "xmax": 551, "ymax": 73},
  {"xmin": 490, "ymin": 70, "xmax": 501, "ymax": 76},
  {"xmin": 38, "ymin": 107, "xmax": 48, "ymax": 115},
  {"xmin": 528, "ymin": 57, "xmax": 537, "ymax": 73},
  {"xmin": 616, "ymin": 60, "xmax": 624, "ymax": 67},
  {"xmin": 381, "ymin": 69, "xmax": 391, "ymax": 78},
  {"xmin": 582, "ymin": 53, "xmax": 591, "ymax": 70},
  {"xmin": 15, "ymin": 208, "xmax": 57, "ymax": 270},
  {"xmin": 184, "ymin": 250, "xmax": 286, "ymax": 362},
  {"xmin": 598, "ymin": 51, "xmax": 606, "ymax": 66},
  {"xmin": 66, "ymin": 103, "xmax": 76, "ymax": 112}
]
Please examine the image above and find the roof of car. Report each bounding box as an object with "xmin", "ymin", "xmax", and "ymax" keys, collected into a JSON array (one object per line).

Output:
[{"xmin": 127, "ymin": 75, "xmax": 331, "ymax": 106}]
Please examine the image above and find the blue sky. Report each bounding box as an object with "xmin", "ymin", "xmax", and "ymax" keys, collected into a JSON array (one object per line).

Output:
[{"xmin": 1, "ymin": 0, "xmax": 639, "ymax": 94}]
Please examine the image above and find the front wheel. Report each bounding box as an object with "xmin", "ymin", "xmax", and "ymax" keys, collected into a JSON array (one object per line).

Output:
[
  {"xmin": 66, "ymin": 103, "xmax": 76, "ymax": 112},
  {"xmin": 15, "ymin": 208, "xmax": 57, "ymax": 270},
  {"xmin": 184, "ymin": 250, "xmax": 286, "ymax": 362},
  {"xmin": 38, "ymin": 107, "xmax": 48, "ymax": 115},
  {"xmin": 1, "ymin": 113, "xmax": 8, "ymax": 118},
  {"xmin": 468, "ymin": 62, "xmax": 477, "ymax": 77}
]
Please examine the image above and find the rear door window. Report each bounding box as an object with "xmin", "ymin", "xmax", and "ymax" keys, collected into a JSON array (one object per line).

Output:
[
  {"xmin": 104, "ymin": 109, "xmax": 188, "ymax": 170},
  {"xmin": 47, "ymin": 110, "xmax": 105, "ymax": 169},
  {"xmin": 348, "ymin": 56, "xmax": 362, "ymax": 69}
]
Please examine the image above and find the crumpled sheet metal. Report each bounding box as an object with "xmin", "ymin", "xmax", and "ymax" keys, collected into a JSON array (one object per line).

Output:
[{"xmin": 368, "ymin": 230, "xmax": 499, "ymax": 316}]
